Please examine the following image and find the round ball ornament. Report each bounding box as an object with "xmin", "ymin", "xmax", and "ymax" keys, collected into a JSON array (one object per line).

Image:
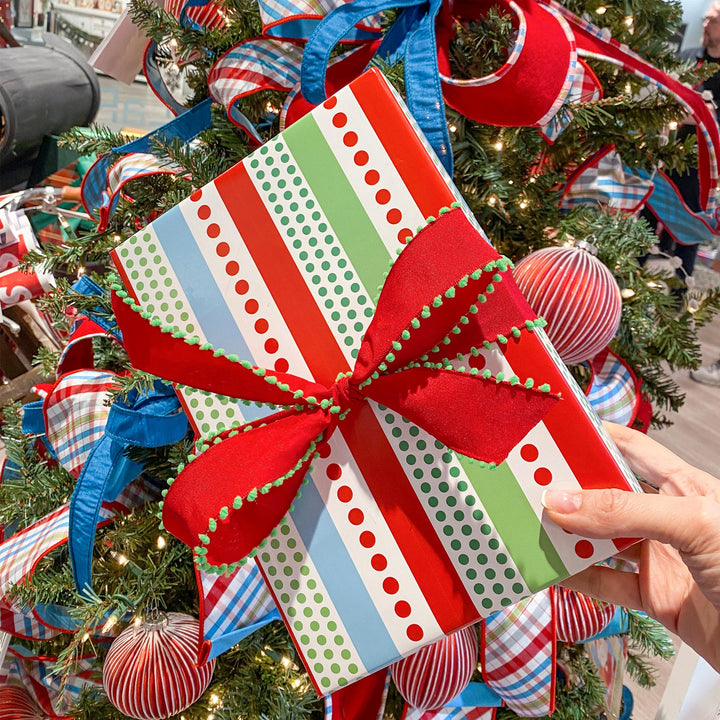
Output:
[
  {"xmin": 553, "ymin": 587, "xmax": 616, "ymax": 642},
  {"xmin": 513, "ymin": 243, "xmax": 622, "ymax": 365},
  {"xmin": 0, "ymin": 685, "xmax": 43, "ymax": 720},
  {"xmin": 390, "ymin": 626, "xmax": 478, "ymax": 711},
  {"xmin": 103, "ymin": 612, "xmax": 215, "ymax": 720}
]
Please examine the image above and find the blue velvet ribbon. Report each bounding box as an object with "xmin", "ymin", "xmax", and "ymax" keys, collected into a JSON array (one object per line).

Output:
[
  {"xmin": 82, "ymin": 98, "xmax": 215, "ymax": 222},
  {"xmin": 301, "ymin": 0, "xmax": 453, "ymax": 174},
  {"xmin": 71, "ymin": 276, "xmax": 121, "ymax": 337},
  {"xmin": 69, "ymin": 381, "xmax": 189, "ymax": 595}
]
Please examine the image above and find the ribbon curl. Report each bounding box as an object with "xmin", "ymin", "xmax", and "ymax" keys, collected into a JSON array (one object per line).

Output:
[{"xmin": 112, "ymin": 208, "xmax": 561, "ymax": 569}]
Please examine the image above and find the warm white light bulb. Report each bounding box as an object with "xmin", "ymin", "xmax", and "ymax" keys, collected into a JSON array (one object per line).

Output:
[
  {"xmin": 157, "ymin": 535, "xmax": 166, "ymax": 549},
  {"xmin": 621, "ymin": 288, "xmax": 636, "ymax": 299},
  {"xmin": 595, "ymin": 5, "xmax": 607, "ymax": 14},
  {"xmin": 493, "ymin": 140, "xmax": 504, "ymax": 151}
]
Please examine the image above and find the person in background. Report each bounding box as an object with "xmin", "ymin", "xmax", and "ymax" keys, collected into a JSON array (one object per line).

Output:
[{"xmin": 543, "ymin": 423, "xmax": 720, "ymax": 673}]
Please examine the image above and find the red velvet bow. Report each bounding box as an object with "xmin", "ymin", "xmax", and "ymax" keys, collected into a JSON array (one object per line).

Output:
[{"xmin": 112, "ymin": 208, "xmax": 560, "ymax": 569}]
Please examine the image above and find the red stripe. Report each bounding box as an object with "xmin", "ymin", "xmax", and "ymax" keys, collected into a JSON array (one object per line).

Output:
[
  {"xmin": 215, "ymin": 164, "xmax": 477, "ymax": 634},
  {"xmin": 350, "ymin": 70, "xmax": 458, "ymax": 218},
  {"xmin": 501, "ymin": 336, "xmax": 633, "ymax": 552}
]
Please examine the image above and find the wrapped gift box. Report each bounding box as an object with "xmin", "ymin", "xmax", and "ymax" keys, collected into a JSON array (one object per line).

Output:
[{"xmin": 111, "ymin": 68, "xmax": 639, "ymax": 695}]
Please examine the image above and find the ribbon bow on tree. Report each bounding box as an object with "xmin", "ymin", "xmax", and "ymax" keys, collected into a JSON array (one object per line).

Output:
[{"xmin": 112, "ymin": 207, "xmax": 561, "ymax": 571}]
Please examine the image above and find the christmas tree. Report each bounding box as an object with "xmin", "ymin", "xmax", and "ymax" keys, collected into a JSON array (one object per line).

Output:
[{"xmin": 0, "ymin": 0, "xmax": 712, "ymax": 717}]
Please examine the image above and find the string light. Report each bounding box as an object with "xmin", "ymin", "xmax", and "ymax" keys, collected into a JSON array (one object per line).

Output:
[
  {"xmin": 169, "ymin": 37, "xmax": 178, "ymax": 50},
  {"xmin": 157, "ymin": 535, "xmax": 166, "ymax": 549},
  {"xmin": 519, "ymin": 199, "xmax": 529, "ymax": 209},
  {"xmin": 487, "ymin": 195, "xmax": 498, "ymax": 206},
  {"xmin": 102, "ymin": 615, "xmax": 117, "ymax": 634},
  {"xmin": 668, "ymin": 120, "xmax": 678, "ymax": 130},
  {"xmin": 281, "ymin": 656, "xmax": 292, "ymax": 669},
  {"xmin": 624, "ymin": 14, "xmax": 634, "ymax": 26},
  {"xmin": 493, "ymin": 140, "xmax": 504, "ymax": 151},
  {"xmin": 210, "ymin": 694, "xmax": 221, "ymax": 707},
  {"xmin": 448, "ymin": 124, "xmax": 457, "ymax": 133},
  {"xmin": 134, "ymin": 616, "xmax": 143, "ymax": 628},
  {"xmin": 508, "ymin": 179, "xmax": 514, "ymax": 185},
  {"xmin": 621, "ymin": 288, "xmax": 636, "ymax": 298},
  {"xmin": 624, "ymin": 82, "xmax": 632, "ymax": 94},
  {"xmin": 81, "ymin": 632, "xmax": 90, "ymax": 643},
  {"xmin": 116, "ymin": 553, "xmax": 129, "ymax": 566},
  {"xmin": 595, "ymin": 5, "xmax": 607, "ymax": 13},
  {"xmin": 112, "ymin": 234, "xmax": 121, "ymax": 243}
]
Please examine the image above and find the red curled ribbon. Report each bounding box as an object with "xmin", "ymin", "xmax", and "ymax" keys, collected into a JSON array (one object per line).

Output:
[{"xmin": 112, "ymin": 208, "xmax": 561, "ymax": 569}]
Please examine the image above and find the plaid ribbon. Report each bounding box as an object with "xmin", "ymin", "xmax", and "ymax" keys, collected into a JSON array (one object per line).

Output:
[
  {"xmin": 541, "ymin": 0, "xmax": 720, "ymax": 209},
  {"xmin": 99, "ymin": 153, "xmax": 187, "ymax": 228},
  {"xmin": 44, "ymin": 370, "xmax": 119, "ymax": 479},
  {"xmin": 636, "ymin": 166, "xmax": 720, "ymax": 246},
  {"xmin": 482, "ymin": 588, "xmax": 555, "ymax": 717},
  {"xmin": 259, "ymin": 0, "xmax": 381, "ymax": 40},
  {"xmin": 403, "ymin": 707, "xmax": 496, "ymax": 720},
  {"xmin": 585, "ymin": 348, "xmax": 640, "ymax": 427},
  {"xmin": 0, "ymin": 482, "xmax": 149, "ymax": 633},
  {"xmin": 198, "ymin": 560, "xmax": 280, "ymax": 661},
  {"xmin": 165, "ymin": 0, "xmax": 227, "ymax": 29},
  {"xmin": 209, "ymin": 39, "xmax": 305, "ymax": 117},
  {"xmin": 0, "ymin": 645, "xmax": 101, "ymax": 719},
  {"xmin": 0, "ymin": 607, "xmax": 59, "ymax": 641},
  {"xmin": 560, "ymin": 146, "xmax": 654, "ymax": 212},
  {"xmin": 539, "ymin": 58, "xmax": 602, "ymax": 143}
]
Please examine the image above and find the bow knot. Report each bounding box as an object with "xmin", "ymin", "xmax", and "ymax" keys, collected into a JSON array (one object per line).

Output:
[{"xmin": 331, "ymin": 372, "xmax": 363, "ymax": 416}]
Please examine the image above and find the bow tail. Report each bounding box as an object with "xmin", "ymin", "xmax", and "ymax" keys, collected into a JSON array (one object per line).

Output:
[
  {"xmin": 111, "ymin": 289, "xmax": 327, "ymax": 406},
  {"xmin": 163, "ymin": 410, "xmax": 333, "ymax": 569},
  {"xmin": 365, "ymin": 367, "xmax": 560, "ymax": 464}
]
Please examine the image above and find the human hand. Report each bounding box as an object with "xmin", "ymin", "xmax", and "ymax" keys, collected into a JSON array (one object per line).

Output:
[{"xmin": 542, "ymin": 422, "xmax": 720, "ymax": 672}]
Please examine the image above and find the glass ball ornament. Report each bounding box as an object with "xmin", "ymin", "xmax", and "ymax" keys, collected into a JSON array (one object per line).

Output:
[
  {"xmin": 390, "ymin": 626, "xmax": 478, "ymax": 711},
  {"xmin": 103, "ymin": 612, "xmax": 216, "ymax": 720},
  {"xmin": 513, "ymin": 244, "xmax": 622, "ymax": 365}
]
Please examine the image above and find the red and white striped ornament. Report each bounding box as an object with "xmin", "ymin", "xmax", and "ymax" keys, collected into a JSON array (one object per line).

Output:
[
  {"xmin": 553, "ymin": 587, "xmax": 616, "ymax": 642},
  {"xmin": 0, "ymin": 685, "xmax": 43, "ymax": 719},
  {"xmin": 513, "ymin": 244, "xmax": 622, "ymax": 365},
  {"xmin": 390, "ymin": 626, "xmax": 478, "ymax": 711},
  {"xmin": 103, "ymin": 612, "xmax": 215, "ymax": 720}
]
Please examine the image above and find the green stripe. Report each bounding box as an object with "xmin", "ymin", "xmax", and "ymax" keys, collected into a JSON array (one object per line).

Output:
[
  {"xmin": 460, "ymin": 458, "xmax": 567, "ymax": 591},
  {"xmin": 284, "ymin": 115, "xmax": 389, "ymax": 299}
]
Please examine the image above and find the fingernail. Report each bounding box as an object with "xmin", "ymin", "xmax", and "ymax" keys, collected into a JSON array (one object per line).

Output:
[{"xmin": 541, "ymin": 489, "xmax": 582, "ymax": 513}]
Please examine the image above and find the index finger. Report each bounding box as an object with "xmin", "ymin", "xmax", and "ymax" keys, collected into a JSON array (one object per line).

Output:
[{"xmin": 604, "ymin": 422, "xmax": 720, "ymax": 498}]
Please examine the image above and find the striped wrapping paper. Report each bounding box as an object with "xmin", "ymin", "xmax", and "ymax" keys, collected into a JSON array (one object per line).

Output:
[{"xmin": 112, "ymin": 68, "xmax": 639, "ymax": 695}]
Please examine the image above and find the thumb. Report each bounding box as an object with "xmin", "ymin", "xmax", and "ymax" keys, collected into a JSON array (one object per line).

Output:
[{"xmin": 542, "ymin": 488, "xmax": 720, "ymax": 556}]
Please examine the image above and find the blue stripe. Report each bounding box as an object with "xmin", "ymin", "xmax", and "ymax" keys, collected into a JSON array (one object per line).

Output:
[
  {"xmin": 291, "ymin": 476, "xmax": 399, "ymax": 671},
  {"xmin": 154, "ymin": 208, "xmax": 254, "ymax": 360}
]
